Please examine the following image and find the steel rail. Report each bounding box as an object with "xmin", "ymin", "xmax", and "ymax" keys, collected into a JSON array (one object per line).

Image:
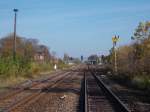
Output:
[
  {"xmin": 84, "ymin": 72, "xmax": 88, "ymax": 112},
  {"xmin": 91, "ymin": 71, "xmax": 131, "ymax": 112},
  {"xmin": 4, "ymin": 72, "xmax": 72, "ymax": 112},
  {"xmin": 0, "ymin": 71, "xmax": 64, "ymax": 101}
]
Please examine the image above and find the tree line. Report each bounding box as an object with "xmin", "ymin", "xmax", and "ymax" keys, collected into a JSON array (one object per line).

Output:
[
  {"xmin": 0, "ymin": 34, "xmax": 64, "ymax": 78},
  {"xmin": 0, "ymin": 34, "xmax": 52, "ymax": 61},
  {"xmin": 106, "ymin": 21, "xmax": 150, "ymax": 90}
]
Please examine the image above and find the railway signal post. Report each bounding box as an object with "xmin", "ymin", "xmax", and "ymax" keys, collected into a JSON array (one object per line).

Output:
[{"xmin": 112, "ymin": 35, "xmax": 119, "ymax": 74}]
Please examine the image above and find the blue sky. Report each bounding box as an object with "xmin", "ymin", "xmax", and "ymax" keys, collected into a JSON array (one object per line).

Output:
[{"xmin": 0, "ymin": 0, "xmax": 150, "ymax": 58}]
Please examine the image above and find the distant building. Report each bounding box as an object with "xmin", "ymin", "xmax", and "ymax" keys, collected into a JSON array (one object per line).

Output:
[
  {"xmin": 34, "ymin": 51, "xmax": 45, "ymax": 62},
  {"xmin": 88, "ymin": 55, "xmax": 99, "ymax": 65},
  {"xmin": 34, "ymin": 45, "xmax": 49, "ymax": 62}
]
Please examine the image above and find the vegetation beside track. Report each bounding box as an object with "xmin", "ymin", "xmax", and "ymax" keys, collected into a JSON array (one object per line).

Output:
[
  {"xmin": 106, "ymin": 21, "xmax": 150, "ymax": 91},
  {"xmin": 0, "ymin": 34, "xmax": 71, "ymax": 88},
  {"xmin": 0, "ymin": 57, "xmax": 70, "ymax": 88}
]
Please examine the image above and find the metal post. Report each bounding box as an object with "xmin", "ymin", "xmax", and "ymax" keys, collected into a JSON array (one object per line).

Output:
[
  {"xmin": 114, "ymin": 45, "xmax": 117, "ymax": 73},
  {"xmin": 112, "ymin": 35, "xmax": 119, "ymax": 74},
  {"xmin": 13, "ymin": 9, "xmax": 18, "ymax": 61},
  {"xmin": 84, "ymin": 72, "xmax": 88, "ymax": 112}
]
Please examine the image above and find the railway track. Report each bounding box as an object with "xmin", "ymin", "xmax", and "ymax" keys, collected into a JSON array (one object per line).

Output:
[
  {"xmin": 83, "ymin": 70, "xmax": 131, "ymax": 112},
  {"xmin": 17, "ymin": 71, "xmax": 82, "ymax": 112},
  {"xmin": 0, "ymin": 70, "xmax": 63, "ymax": 101},
  {"xmin": 0, "ymin": 71, "xmax": 71, "ymax": 112},
  {"xmin": 98, "ymin": 72, "xmax": 150, "ymax": 112}
]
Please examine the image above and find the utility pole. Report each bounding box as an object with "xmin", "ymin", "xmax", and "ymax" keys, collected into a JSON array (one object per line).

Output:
[
  {"xmin": 112, "ymin": 35, "xmax": 119, "ymax": 74},
  {"xmin": 13, "ymin": 9, "xmax": 18, "ymax": 61}
]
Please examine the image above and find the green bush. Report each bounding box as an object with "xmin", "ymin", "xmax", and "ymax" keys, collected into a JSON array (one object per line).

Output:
[
  {"xmin": 109, "ymin": 73, "xmax": 131, "ymax": 85},
  {"xmin": 132, "ymin": 75, "xmax": 150, "ymax": 90},
  {"xmin": 0, "ymin": 57, "xmax": 31, "ymax": 78},
  {"xmin": 29, "ymin": 62, "xmax": 53, "ymax": 75},
  {"xmin": 0, "ymin": 56, "xmax": 69, "ymax": 87}
]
